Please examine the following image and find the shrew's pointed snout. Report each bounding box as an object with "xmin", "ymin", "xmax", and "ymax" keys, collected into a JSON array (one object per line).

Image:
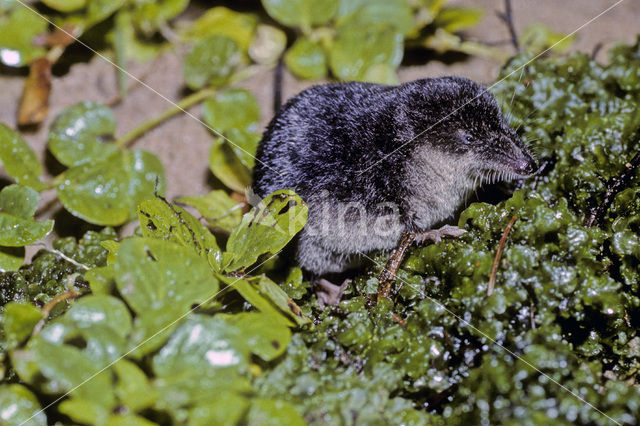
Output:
[{"xmin": 513, "ymin": 150, "xmax": 538, "ymax": 176}]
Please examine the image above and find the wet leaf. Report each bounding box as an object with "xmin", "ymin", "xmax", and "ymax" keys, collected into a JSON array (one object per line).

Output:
[
  {"xmin": 521, "ymin": 23, "xmax": 576, "ymax": 54},
  {"xmin": 112, "ymin": 360, "xmax": 157, "ymax": 411},
  {"xmin": 337, "ymin": 0, "xmax": 414, "ymax": 36},
  {"xmin": 209, "ymin": 137, "xmax": 252, "ymax": 193},
  {"xmin": 48, "ymin": 102, "xmax": 118, "ymax": 168},
  {"xmin": 176, "ymin": 190, "xmax": 244, "ymax": 231},
  {"xmin": 64, "ymin": 295, "xmax": 132, "ymax": 339},
  {"xmin": 0, "ymin": 7, "xmax": 47, "ymax": 67},
  {"xmin": 0, "ymin": 124, "xmax": 45, "ymax": 190},
  {"xmin": 246, "ymin": 399, "xmax": 305, "ymax": 426},
  {"xmin": 183, "ymin": 35, "xmax": 242, "ymax": 90},
  {"xmin": 0, "ymin": 384, "xmax": 46, "ymax": 426},
  {"xmin": 41, "ymin": 0, "xmax": 86, "ymax": 12},
  {"xmin": 130, "ymin": 0, "xmax": 188, "ymax": 35},
  {"xmin": 432, "ymin": 7, "xmax": 484, "ymax": 33},
  {"xmin": 2, "ymin": 302, "xmax": 42, "ymax": 348},
  {"xmin": 87, "ymin": 0, "xmax": 126, "ymax": 25},
  {"xmin": 220, "ymin": 312, "xmax": 291, "ymax": 361},
  {"xmin": 261, "ymin": 0, "xmax": 339, "ymax": 30},
  {"xmin": 202, "ymin": 88, "xmax": 260, "ymax": 134},
  {"xmin": 329, "ymin": 24, "xmax": 403, "ymax": 82},
  {"xmin": 249, "ymin": 24, "xmax": 286, "ymax": 65},
  {"xmin": 18, "ymin": 57, "xmax": 52, "ymax": 126},
  {"xmin": 224, "ymin": 190, "xmax": 308, "ymax": 271},
  {"xmin": 187, "ymin": 393, "xmax": 249, "ymax": 426},
  {"xmin": 0, "ymin": 245, "xmax": 25, "ymax": 271},
  {"xmin": 112, "ymin": 237, "xmax": 218, "ymax": 315},
  {"xmin": 0, "ymin": 185, "xmax": 53, "ymax": 247},
  {"xmin": 181, "ymin": 6, "xmax": 257, "ymax": 52},
  {"xmin": 12, "ymin": 335, "xmax": 116, "ymax": 408},
  {"xmin": 56, "ymin": 150, "xmax": 165, "ymax": 226},
  {"xmin": 137, "ymin": 197, "xmax": 222, "ymax": 269},
  {"xmin": 284, "ymin": 37, "xmax": 327, "ymax": 80}
]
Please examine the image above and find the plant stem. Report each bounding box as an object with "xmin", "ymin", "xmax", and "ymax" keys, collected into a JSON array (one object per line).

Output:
[{"xmin": 115, "ymin": 87, "xmax": 216, "ymax": 149}]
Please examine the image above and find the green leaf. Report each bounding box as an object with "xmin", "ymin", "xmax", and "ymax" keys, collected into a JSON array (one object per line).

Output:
[
  {"xmin": 521, "ymin": 23, "xmax": 576, "ymax": 54},
  {"xmin": 337, "ymin": 0, "xmax": 414, "ymax": 36},
  {"xmin": 432, "ymin": 7, "xmax": 484, "ymax": 33},
  {"xmin": 2, "ymin": 302, "xmax": 42, "ymax": 348},
  {"xmin": 87, "ymin": 0, "xmax": 126, "ymax": 25},
  {"xmin": 151, "ymin": 315, "xmax": 253, "ymax": 411},
  {"xmin": 220, "ymin": 312, "xmax": 291, "ymax": 361},
  {"xmin": 48, "ymin": 102, "xmax": 118, "ymax": 168},
  {"xmin": 284, "ymin": 37, "xmax": 327, "ymax": 80},
  {"xmin": 202, "ymin": 88, "xmax": 260, "ymax": 134},
  {"xmin": 217, "ymin": 274, "xmax": 293, "ymax": 326},
  {"xmin": 180, "ymin": 6, "xmax": 257, "ymax": 53},
  {"xmin": 0, "ymin": 384, "xmax": 46, "ymax": 426},
  {"xmin": 261, "ymin": 0, "xmax": 339, "ymax": 30},
  {"xmin": 113, "ymin": 237, "xmax": 219, "ymax": 315},
  {"xmin": 0, "ymin": 184, "xmax": 39, "ymax": 219},
  {"xmin": 224, "ymin": 190, "xmax": 308, "ymax": 271},
  {"xmin": 330, "ymin": 24, "xmax": 403, "ymax": 82},
  {"xmin": 0, "ymin": 124, "xmax": 45, "ymax": 190},
  {"xmin": 137, "ymin": 198, "xmax": 222, "ymax": 269},
  {"xmin": 225, "ymin": 129, "xmax": 260, "ymax": 170},
  {"xmin": 188, "ymin": 394, "xmax": 249, "ymax": 426},
  {"xmin": 246, "ymin": 399, "xmax": 306, "ymax": 426},
  {"xmin": 0, "ymin": 185, "xmax": 53, "ymax": 247},
  {"xmin": 64, "ymin": 295, "xmax": 132, "ymax": 339},
  {"xmin": 209, "ymin": 137, "xmax": 252, "ymax": 193},
  {"xmin": 113, "ymin": 360, "xmax": 157, "ymax": 412},
  {"xmin": 0, "ymin": 7, "xmax": 47, "ymax": 67},
  {"xmin": 41, "ymin": 0, "xmax": 85, "ymax": 12},
  {"xmin": 56, "ymin": 150, "xmax": 165, "ymax": 226},
  {"xmin": 249, "ymin": 24, "xmax": 287, "ymax": 65},
  {"xmin": 0, "ymin": 246, "xmax": 25, "ymax": 271},
  {"xmin": 58, "ymin": 398, "xmax": 109, "ymax": 425},
  {"xmin": 183, "ymin": 35, "xmax": 242, "ymax": 90},
  {"xmin": 12, "ymin": 336, "xmax": 116, "ymax": 408},
  {"xmin": 130, "ymin": 0, "xmax": 189, "ymax": 35},
  {"xmin": 176, "ymin": 190, "xmax": 244, "ymax": 231}
]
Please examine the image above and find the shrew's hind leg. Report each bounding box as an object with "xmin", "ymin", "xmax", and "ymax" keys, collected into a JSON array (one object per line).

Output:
[{"xmin": 377, "ymin": 225, "xmax": 466, "ymax": 301}]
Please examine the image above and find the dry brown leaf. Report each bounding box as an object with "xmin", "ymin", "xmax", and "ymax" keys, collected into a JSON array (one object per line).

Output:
[{"xmin": 18, "ymin": 57, "xmax": 52, "ymax": 126}]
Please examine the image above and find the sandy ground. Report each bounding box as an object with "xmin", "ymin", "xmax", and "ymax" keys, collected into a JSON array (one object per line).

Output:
[{"xmin": 0, "ymin": 0, "xmax": 638, "ymax": 245}]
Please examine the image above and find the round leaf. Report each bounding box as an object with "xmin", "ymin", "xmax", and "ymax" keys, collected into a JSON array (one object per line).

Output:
[
  {"xmin": 2, "ymin": 302, "xmax": 42, "ymax": 348},
  {"xmin": 64, "ymin": 295, "xmax": 132, "ymax": 339},
  {"xmin": 131, "ymin": 0, "xmax": 189, "ymax": 35},
  {"xmin": 48, "ymin": 102, "xmax": 118, "ymax": 168},
  {"xmin": 202, "ymin": 88, "xmax": 260, "ymax": 134},
  {"xmin": 0, "ymin": 384, "xmax": 46, "ymax": 426},
  {"xmin": 284, "ymin": 37, "xmax": 327, "ymax": 80},
  {"xmin": 41, "ymin": 0, "xmax": 86, "ymax": 12},
  {"xmin": 0, "ymin": 185, "xmax": 53, "ymax": 247},
  {"xmin": 330, "ymin": 24, "xmax": 403, "ymax": 82},
  {"xmin": 261, "ymin": 0, "xmax": 339, "ymax": 29},
  {"xmin": 0, "ymin": 246, "xmax": 25, "ymax": 271},
  {"xmin": 113, "ymin": 237, "xmax": 219, "ymax": 314},
  {"xmin": 56, "ymin": 150, "xmax": 165, "ymax": 226},
  {"xmin": 337, "ymin": 0, "xmax": 414, "ymax": 36},
  {"xmin": 209, "ymin": 137, "xmax": 252, "ymax": 193},
  {"xmin": 181, "ymin": 6, "xmax": 257, "ymax": 53},
  {"xmin": 56, "ymin": 153, "xmax": 131, "ymax": 226},
  {"xmin": 0, "ymin": 8, "xmax": 47, "ymax": 67},
  {"xmin": 183, "ymin": 35, "xmax": 242, "ymax": 90},
  {"xmin": 249, "ymin": 24, "xmax": 286, "ymax": 65},
  {"xmin": 0, "ymin": 124, "xmax": 45, "ymax": 190}
]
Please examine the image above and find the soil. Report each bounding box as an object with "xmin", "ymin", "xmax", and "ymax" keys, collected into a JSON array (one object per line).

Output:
[{"xmin": 0, "ymin": 0, "xmax": 637, "ymax": 251}]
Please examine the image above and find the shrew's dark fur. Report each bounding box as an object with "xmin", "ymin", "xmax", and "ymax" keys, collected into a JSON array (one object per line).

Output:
[{"xmin": 253, "ymin": 76, "xmax": 537, "ymax": 274}]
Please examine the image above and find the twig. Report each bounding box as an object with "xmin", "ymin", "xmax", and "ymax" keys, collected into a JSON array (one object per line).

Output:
[
  {"xmin": 591, "ymin": 42, "xmax": 604, "ymax": 60},
  {"xmin": 584, "ymin": 151, "xmax": 640, "ymax": 227},
  {"xmin": 487, "ymin": 214, "xmax": 518, "ymax": 296},
  {"xmin": 377, "ymin": 231, "xmax": 416, "ymax": 302},
  {"xmin": 114, "ymin": 87, "xmax": 216, "ymax": 148},
  {"xmin": 497, "ymin": 0, "xmax": 520, "ymax": 53},
  {"xmin": 30, "ymin": 243, "xmax": 91, "ymax": 270},
  {"xmin": 33, "ymin": 285, "xmax": 83, "ymax": 334},
  {"xmin": 105, "ymin": 56, "xmax": 161, "ymax": 107}
]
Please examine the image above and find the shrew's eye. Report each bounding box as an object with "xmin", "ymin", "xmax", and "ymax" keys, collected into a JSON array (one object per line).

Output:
[{"xmin": 465, "ymin": 134, "xmax": 475, "ymax": 143}]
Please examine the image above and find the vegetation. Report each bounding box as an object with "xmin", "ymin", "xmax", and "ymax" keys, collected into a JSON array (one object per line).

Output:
[{"xmin": 1, "ymin": 0, "xmax": 639, "ymax": 425}]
